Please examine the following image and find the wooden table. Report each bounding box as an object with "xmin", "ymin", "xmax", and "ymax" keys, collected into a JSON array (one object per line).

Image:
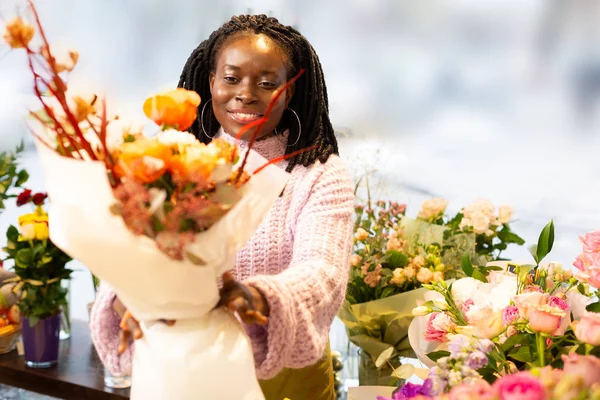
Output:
[{"xmin": 0, "ymin": 320, "xmax": 130, "ymax": 400}]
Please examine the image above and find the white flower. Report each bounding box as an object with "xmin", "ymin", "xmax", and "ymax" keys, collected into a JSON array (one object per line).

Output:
[
  {"xmin": 156, "ymin": 129, "xmax": 199, "ymax": 146},
  {"xmin": 471, "ymin": 211, "xmax": 492, "ymax": 235},
  {"xmin": 465, "ymin": 304, "xmax": 504, "ymax": 339},
  {"xmin": 497, "ymin": 206, "xmax": 513, "ymax": 224},
  {"xmin": 418, "ymin": 198, "xmax": 449, "ymax": 220},
  {"xmin": 391, "ymin": 268, "xmax": 407, "ymax": 285},
  {"xmin": 463, "ymin": 199, "xmax": 495, "ymax": 219},
  {"xmin": 431, "ymin": 312, "xmax": 455, "ymax": 332},
  {"xmin": 451, "ymin": 278, "xmax": 485, "ymax": 305}
]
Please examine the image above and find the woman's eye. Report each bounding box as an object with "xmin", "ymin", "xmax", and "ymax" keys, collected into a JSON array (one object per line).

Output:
[
  {"xmin": 259, "ymin": 81, "xmax": 277, "ymax": 88},
  {"xmin": 223, "ymin": 76, "xmax": 238, "ymax": 83}
]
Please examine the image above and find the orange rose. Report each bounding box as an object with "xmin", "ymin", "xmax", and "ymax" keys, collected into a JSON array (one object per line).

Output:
[
  {"xmin": 143, "ymin": 88, "xmax": 201, "ymax": 131},
  {"xmin": 2, "ymin": 17, "xmax": 35, "ymax": 49},
  {"xmin": 113, "ymin": 138, "xmax": 172, "ymax": 183}
]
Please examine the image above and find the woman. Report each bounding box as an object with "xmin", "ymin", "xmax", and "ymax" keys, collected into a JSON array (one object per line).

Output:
[{"xmin": 90, "ymin": 14, "xmax": 354, "ymax": 400}]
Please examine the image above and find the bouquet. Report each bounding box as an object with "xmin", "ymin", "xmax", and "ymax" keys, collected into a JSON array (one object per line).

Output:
[
  {"xmin": 2, "ymin": 3, "xmax": 301, "ymax": 399},
  {"xmin": 404, "ymin": 221, "xmax": 600, "ymax": 399},
  {"xmin": 340, "ymin": 194, "xmax": 523, "ymax": 386}
]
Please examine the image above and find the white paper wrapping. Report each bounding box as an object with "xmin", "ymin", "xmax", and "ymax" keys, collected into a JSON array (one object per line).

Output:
[
  {"xmin": 34, "ymin": 138, "xmax": 289, "ymax": 400},
  {"xmin": 408, "ymin": 315, "xmax": 446, "ymax": 369},
  {"xmin": 131, "ymin": 309, "xmax": 264, "ymax": 400}
]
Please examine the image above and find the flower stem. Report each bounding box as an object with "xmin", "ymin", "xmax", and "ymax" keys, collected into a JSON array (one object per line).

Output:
[{"xmin": 536, "ymin": 333, "xmax": 545, "ymax": 367}]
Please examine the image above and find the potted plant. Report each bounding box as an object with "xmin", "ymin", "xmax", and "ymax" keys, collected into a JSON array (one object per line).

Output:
[{"xmin": 2, "ymin": 190, "xmax": 72, "ymax": 368}]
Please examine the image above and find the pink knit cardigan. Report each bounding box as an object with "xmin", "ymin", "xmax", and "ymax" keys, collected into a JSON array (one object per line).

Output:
[{"xmin": 89, "ymin": 130, "xmax": 354, "ymax": 379}]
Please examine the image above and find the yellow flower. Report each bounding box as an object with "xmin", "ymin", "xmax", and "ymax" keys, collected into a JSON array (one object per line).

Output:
[
  {"xmin": 2, "ymin": 17, "xmax": 35, "ymax": 49},
  {"xmin": 18, "ymin": 212, "xmax": 48, "ymax": 227},
  {"xmin": 33, "ymin": 223, "xmax": 49, "ymax": 240},
  {"xmin": 143, "ymin": 88, "xmax": 201, "ymax": 131}
]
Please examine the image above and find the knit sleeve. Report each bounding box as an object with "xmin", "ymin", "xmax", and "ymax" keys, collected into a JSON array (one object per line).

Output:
[
  {"xmin": 89, "ymin": 283, "xmax": 134, "ymax": 376},
  {"xmin": 244, "ymin": 157, "xmax": 354, "ymax": 379}
]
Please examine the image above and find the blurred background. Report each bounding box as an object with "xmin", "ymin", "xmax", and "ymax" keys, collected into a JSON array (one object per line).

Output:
[{"xmin": 1, "ymin": 0, "xmax": 600, "ymax": 392}]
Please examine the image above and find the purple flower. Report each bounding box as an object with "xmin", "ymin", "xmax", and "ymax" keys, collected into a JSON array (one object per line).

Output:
[
  {"xmin": 466, "ymin": 351, "xmax": 488, "ymax": 370},
  {"xmin": 391, "ymin": 379, "xmax": 434, "ymax": 399},
  {"xmin": 448, "ymin": 334, "xmax": 471, "ymax": 356},
  {"xmin": 476, "ymin": 338, "xmax": 495, "ymax": 354}
]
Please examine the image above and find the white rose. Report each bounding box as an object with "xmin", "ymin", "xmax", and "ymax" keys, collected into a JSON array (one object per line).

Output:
[
  {"xmin": 471, "ymin": 211, "xmax": 491, "ymax": 235},
  {"xmin": 451, "ymin": 278, "xmax": 485, "ymax": 305},
  {"xmin": 463, "ymin": 199, "xmax": 495, "ymax": 219},
  {"xmin": 417, "ymin": 198, "xmax": 449, "ymax": 220},
  {"xmin": 417, "ymin": 268, "xmax": 434, "ymax": 283},
  {"xmin": 156, "ymin": 129, "xmax": 199, "ymax": 146},
  {"xmin": 566, "ymin": 290, "xmax": 594, "ymax": 319},
  {"xmin": 497, "ymin": 206, "xmax": 513, "ymax": 224},
  {"xmin": 465, "ymin": 304, "xmax": 504, "ymax": 339},
  {"xmin": 391, "ymin": 268, "xmax": 407, "ymax": 285},
  {"xmin": 431, "ymin": 312, "xmax": 455, "ymax": 332}
]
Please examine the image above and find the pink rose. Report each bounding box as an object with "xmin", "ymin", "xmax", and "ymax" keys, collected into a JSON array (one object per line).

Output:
[
  {"xmin": 573, "ymin": 252, "xmax": 600, "ymax": 289},
  {"xmin": 513, "ymin": 292, "xmax": 549, "ymax": 319},
  {"xmin": 462, "ymin": 298, "xmax": 475, "ymax": 316},
  {"xmin": 548, "ymin": 296, "xmax": 571, "ymax": 335},
  {"xmin": 448, "ymin": 380, "xmax": 494, "ymax": 400},
  {"xmin": 528, "ymin": 305, "xmax": 564, "ymax": 334},
  {"xmin": 561, "ymin": 353, "xmax": 600, "ymax": 387},
  {"xmin": 502, "ymin": 306, "xmax": 519, "ymax": 326},
  {"xmin": 579, "ymin": 230, "xmax": 600, "ymax": 253},
  {"xmin": 493, "ymin": 372, "xmax": 546, "ymax": 400},
  {"xmin": 547, "ymin": 296, "xmax": 568, "ymax": 311},
  {"xmin": 425, "ymin": 312, "xmax": 454, "ymax": 343},
  {"xmin": 572, "ymin": 312, "xmax": 600, "ymax": 346}
]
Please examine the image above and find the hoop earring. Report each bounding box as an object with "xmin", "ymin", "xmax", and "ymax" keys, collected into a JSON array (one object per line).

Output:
[
  {"xmin": 200, "ymin": 99, "xmax": 215, "ymax": 139},
  {"xmin": 285, "ymin": 108, "xmax": 302, "ymax": 147}
]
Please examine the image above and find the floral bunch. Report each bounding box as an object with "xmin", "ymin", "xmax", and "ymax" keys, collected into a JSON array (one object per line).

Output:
[
  {"xmin": 347, "ymin": 200, "xmax": 449, "ymax": 304},
  {"xmin": 0, "ymin": 143, "xmax": 29, "ymax": 214},
  {"xmin": 407, "ymin": 220, "xmax": 600, "ymax": 399},
  {"xmin": 378, "ymin": 354, "xmax": 600, "ymax": 400},
  {"xmin": 419, "ymin": 198, "xmax": 525, "ymax": 263},
  {"xmin": 2, "ymin": 190, "xmax": 72, "ymax": 326}
]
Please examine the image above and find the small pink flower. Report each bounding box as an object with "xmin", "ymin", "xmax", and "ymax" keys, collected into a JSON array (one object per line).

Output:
[
  {"xmin": 364, "ymin": 265, "xmax": 382, "ymax": 288},
  {"xmin": 502, "ymin": 305, "xmax": 519, "ymax": 326},
  {"xmin": 448, "ymin": 380, "xmax": 494, "ymax": 400},
  {"xmin": 462, "ymin": 298, "xmax": 475, "ymax": 316},
  {"xmin": 425, "ymin": 312, "xmax": 454, "ymax": 343},
  {"xmin": 573, "ymin": 252, "xmax": 600, "ymax": 289},
  {"xmin": 547, "ymin": 296, "xmax": 569, "ymax": 311},
  {"xmin": 528, "ymin": 305, "xmax": 564, "ymax": 334},
  {"xmin": 493, "ymin": 371, "xmax": 546, "ymax": 400},
  {"xmin": 524, "ymin": 285, "xmax": 544, "ymax": 293},
  {"xmin": 561, "ymin": 353, "xmax": 600, "ymax": 387},
  {"xmin": 572, "ymin": 312, "xmax": 600, "ymax": 346}
]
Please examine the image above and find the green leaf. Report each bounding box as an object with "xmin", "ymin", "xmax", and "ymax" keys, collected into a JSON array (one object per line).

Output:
[
  {"xmin": 6, "ymin": 225, "xmax": 19, "ymax": 243},
  {"xmin": 497, "ymin": 227, "xmax": 526, "ymax": 245},
  {"xmin": 535, "ymin": 220, "xmax": 555, "ymax": 265},
  {"xmin": 472, "ymin": 269, "xmax": 488, "ymax": 283},
  {"xmin": 426, "ymin": 350, "xmax": 450, "ymax": 362},
  {"xmin": 15, "ymin": 248, "xmax": 34, "ymax": 268},
  {"xmin": 578, "ymin": 284, "xmax": 587, "ymax": 295},
  {"xmin": 501, "ymin": 333, "xmax": 530, "ymax": 352},
  {"xmin": 461, "ymin": 253, "xmax": 474, "ymax": 277},
  {"xmin": 586, "ymin": 301, "xmax": 600, "ymax": 313},
  {"xmin": 508, "ymin": 346, "xmax": 533, "ymax": 363},
  {"xmin": 380, "ymin": 286, "xmax": 396, "ymax": 299}
]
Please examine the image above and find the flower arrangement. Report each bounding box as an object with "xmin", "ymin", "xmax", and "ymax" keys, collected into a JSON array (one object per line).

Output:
[
  {"xmin": 403, "ymin": 221, "xmax": 600, "ymax": 399},
  {"xmin": 2, "ymin": 190, "xmax": 72, "ymax": 326}
]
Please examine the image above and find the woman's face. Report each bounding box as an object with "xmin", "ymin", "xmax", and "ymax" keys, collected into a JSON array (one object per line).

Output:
[{"xmin": 209, "ymin": 33, "xmax": 294, "ymax": 141}]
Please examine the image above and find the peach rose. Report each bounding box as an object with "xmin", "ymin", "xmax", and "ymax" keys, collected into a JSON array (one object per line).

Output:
[{"xmin": 143, "ymin": 88, "xmax": 201, "ymax": 131}]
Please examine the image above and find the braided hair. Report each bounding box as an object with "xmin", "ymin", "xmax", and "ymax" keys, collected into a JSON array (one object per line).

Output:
[{"xmin": 177, "ymin": 15, "xmax": 338, "ymax": 172}]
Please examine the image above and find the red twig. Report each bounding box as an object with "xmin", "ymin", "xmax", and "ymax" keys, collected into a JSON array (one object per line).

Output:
[
  {"xmin": 234, "ymin": 69, "xmax": 305, "ymax": 183},
  {"xmin": 252, "ymin": 145, "xmax": 316, "ymax": 176}
]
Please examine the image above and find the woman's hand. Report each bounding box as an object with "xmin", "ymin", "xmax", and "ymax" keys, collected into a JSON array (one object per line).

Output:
[
  {"xmin": 112, "ymin": 297, "xmax": 175, "ymax": 354},
  {"xmin": 217, "ymin": 272, "xmax": 269, "ymax": 325}
]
